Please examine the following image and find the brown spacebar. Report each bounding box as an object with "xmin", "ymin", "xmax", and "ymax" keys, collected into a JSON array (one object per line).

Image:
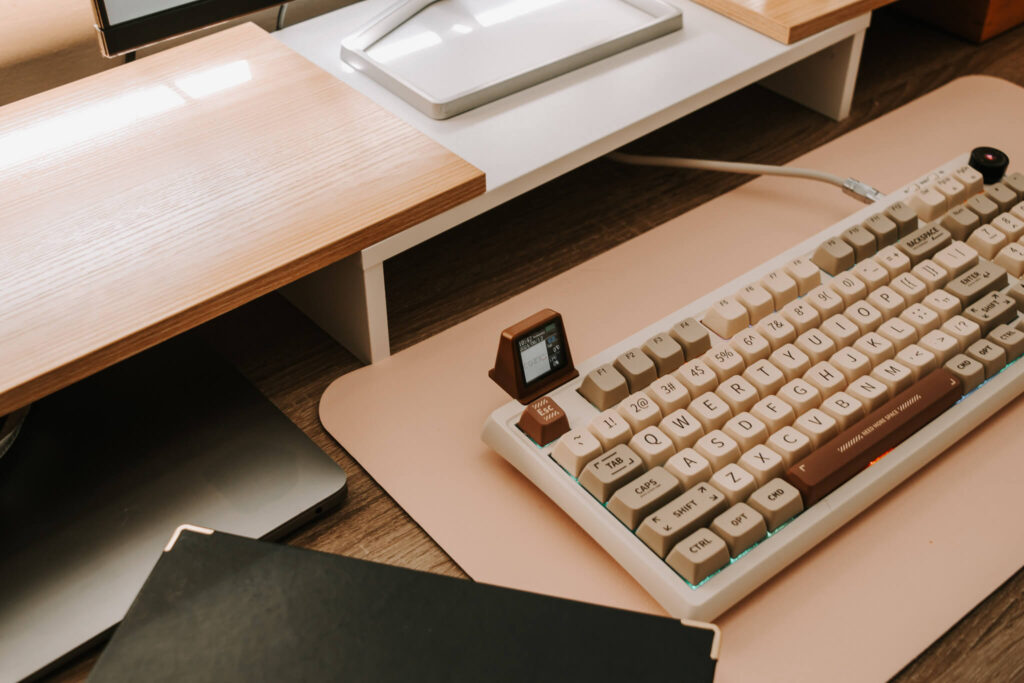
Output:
[{"xmin": 785, "ymin": 369, "xmax": 963, "ymax": 506}]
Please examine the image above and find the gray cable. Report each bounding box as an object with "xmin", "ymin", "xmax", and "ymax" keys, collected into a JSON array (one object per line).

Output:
[{"xmin": 276, "ymin": 3, "xmax": 289, "ymax": 30}]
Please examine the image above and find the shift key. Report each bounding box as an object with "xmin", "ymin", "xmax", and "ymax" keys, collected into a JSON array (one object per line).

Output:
[
  {"xmin": 785, "ymin": 368, "xmax": 962, "ymax": 506},
  {"xmin": 636, "ymin": 483, "xmax": 728, "ymax": 557}
]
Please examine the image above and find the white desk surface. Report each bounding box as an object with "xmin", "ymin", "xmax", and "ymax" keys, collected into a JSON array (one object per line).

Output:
[{"xmin": 276, "ymin": 0, "xmax": 870, "ymax": 266}]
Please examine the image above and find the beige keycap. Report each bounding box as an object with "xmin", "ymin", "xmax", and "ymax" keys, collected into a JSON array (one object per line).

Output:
[
  {"xmin": 666, "ymin": 528, "xmax": 730, "ymax": 584},
  {"xmin": 675, "ymin": 358, "xmax": 719, "ymax": 396},
  {"xmin": 987, "ymin": 182, "xmax": 1018, "ymax": 212},
  {"xmin": 912, "ymin": 259, "xmax": 949, "ymax": 291},
  {"xmin": 750, "ymin": 396, "xmax": 796, "ymax": 432},
  {"xmin": 994, "ymin": 242, "xmax": 1024, "ymax": 277},
  {"xmin": 747, "ymin": 479, "xmax": 805, "ymax": 532},
  {"xmin": 966, "ymin": 194, "xmax": 1000, "ymax": 224},
  {"xmin": 689, "ymin": 392, "xmax": 733, "ymax": 431},
  {"xmin": 853, "ymin": 259, "xmax": 889, "ymax": 290},
  {"xmin": 551, "ymin": 428, "xmax": 603, "ymax": 477},
  {"xmin": 918, "ymin": 329, "xmax": 960, "ymax": 365},
  {"xmin": 777, "ymin": 378, "xmax": 822, "ymax": 413},
  {"xmin": 890, "ymin": 272, "xmax": 927, "ymax": 305},
  {"xmin": 670, "ymin": 318, "xmax": 712, "ymax": 358},
  {"xmin": 645, "ymin": 375, "xmax": 691, "ymax": 414},
  {"xmin": 703, "ymin": 296, "xmax": 749, "ymax": 339},
  {"xmin": 909, "ymin": 185, "xmax": 946, "ymax": 221},
  {"xmin": 770, "ymin": 343, "xmax": 812, "ymax": 380},
  {"xmin": 963, "ymin": 292, "xmax": 1018, "ymax": 336},
  {"xmin": 760, "ymin": 269, "xmax": 799, "ymax": 307},
  {"xmin": 940, "ymin": 205, "xmax": 981, "ymax": 241},
  {"xmin": 992, "ymin": 212, "xmax": 1024, "ymax": 241},
  {"xmin": 793, "ymin": 408, "xmax": 838, "ymax": 449},
  {"xmin": 607, "ymin": 466, "xmax": 681, "ymax": 529},
  {"xmin": 794, "ymin": 329, "xmax": 837, "ymax": 364},
  {"xmin": 743, "ymin": 359, "xmax": 786, "ymax": 396},
  {"xmin": 829, "ymin": 346, "xmax": 872, "ymax": 382},
  {"xmin": 877, "ymin": 318, "xmax": 919, "ymax": 350},
  {"xmin": 864, "ymin": 213, "xmax": 900, "ymax": 246},
  {"xmin": 846, "ymin": 374, "xmax": 890, "ymax": 411},
  {"xmin": 578, "ymin": 444, "xmax": 645, "ymax": 502},
  {"xmin": 805, "ymin": 285, "xmax": 846, "ymax": 318},
  {"xmin": 820, "ymin": 391, "xmax": 865, "ymax": 430},
  {"xmin": 871, "ymin": 358, "xmax": 914, "ymax": 394},
  {"xmin": 756, "ymin": 312, "xmax": 798, "ymax": 348},
  {"xmin": 886, "ymin": 201, "xmax": 920, "ymax": 236},
  {"xmin": 731, "ymin": 330, "xmax": 772, "ymax": 364},
  {"xmin": 780, "ymin": 299, "xmax": 821, "ymax": 334},
  {"xmin": 875, "ymin": 245, "xmax": 912, "ymax": 277},
  {"xmin": 845, "ymin": 300, "xmax": 883, "ymax": 334},
  {"xmin": 854, "ymin": 331, "xmax": 896, "ymax": 364},
  {"xmin": 989, "ymin": 324, "xmax": 1024, "ymax": 361},
  {"xmin": 1005, "ymin": 172, "xmax": 1024, "ymax": 197},
  {"xmin": 784, "ymin": 257, "xmax": 820, "ymax": 295},
  {"xmin": 695, "ymin": 430, "xmax": 742, "ymax": 471},
  {"xmin": 738, "ymin": 444, "xmax": 786, "ymax": 486},
  {"xmin": 710, "ymin": 503, "xmax": 768, "ymax": 557},
  {"xmin": 629, "ymin": 426, "xmax": 676, "ymax": 468},
  {"xmin": 811, "ymin": 237, "xmax": 855, "ymax": 276},
  {"xmin": 589, "ymin": 409, "xmax": 632, "ymax": 450},
  {"xmin": 934, "ymin": 174, "xmax": 967, "ymax": 205},
  {"xmin": 665, "ymin": 448, "xmax": 713, "ymax": 489},
  {"xmin": 942, "ymin": 315, "xmax": 982, "ymax": 348},
  {"xmin": 921, "ymin": 289, "xmax": 961, "ymax": 322},
  {"xmin": 639, "ymin": 484, "xmax": 728, "ymax": 558},
  {"xmin": 829, "ymin": 272, "xmax": 868, "ymax": 305},
  {"xmin": 1009, "ymin": 280, "xmax": 1024, "ymax": 309},
  {"xmin": 841, "ymin": 224, "xmax": 877, "ymax": 260},
  {"xmin": 895, "ymin": 344, "xmax": 938, "ymax": 381},
  {"xmin": 736, "ymin": 283, "xmax": 775, "ymax": 323},
  {"xmin": 966, "ymin": 339, "xmax": 1007, "ymax": 378},
  {"xmin": 643, "ymin": 333, "xmax": 685, "ymax": 375},
  {"xmin": 659, "ymin": 409, "xmax": 705, "ymax": 450},
  {"xmin": 710, "ymin": 463, "xmax": 758, "ymax": 506},
  {"xmin": 703, "ymin": 343, "xmax": 745, "ymax": 381},
  {"xmin": 767, "ymin": 426, "xmax": 812, "ymax": 467},
  {"xmin": 867, "ymin": 285, "xmax": 907, "ymax": 317},
  {"xmin": 1014, "ymin": 201, "xmax": 1024, "ymax": 223},
  {"xmin": 953, "ymin": 164, "xmax": 984, "ymax": 195},
  {"xmin": 723, "ymin": 412, "xmax": 769, "ymax": 451},
  {"xmin": 616, "ymin": 392, "xmax": 662, "ymax": 431},
  {"xmin": 614, "ymin": 348, "xmax": 658, "ymax": 392},
  {"xmin": 944, "ymin": 354, "xmax": 985, "ymax": 393},
  {"xmin": 578, "ymin": 364, "xmax": 629, "ymax": 410},
  {"xmin": 715, "ymin": 376, "xmax": 759, "ymax": 414},
  {"xmin": 803, "ymin": 361, "xmax": 846, "ymax": 398},
  {"xmin": 900, "ymin": 303, "xmax": 941, "ymax": 336},
  {"xmin": 820, "ymin": 314, "xmax": 862, "ymax": 348},
  {"xmin": 967, "ymin": 224, "xmax": 1009, "ymax": 260}
]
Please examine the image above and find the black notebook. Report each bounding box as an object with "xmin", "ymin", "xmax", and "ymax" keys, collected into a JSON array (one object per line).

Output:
[{"xmin": 89, "ymin": 529, "xmax": 719, "ymax": 682}]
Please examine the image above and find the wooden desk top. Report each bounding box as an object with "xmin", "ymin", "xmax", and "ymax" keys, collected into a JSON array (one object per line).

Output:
[
  {"xmin": 0, "ymin": 23, "xmax": 484, "ymax": 416},
  {"xmin": 692, "ymin": 0, "xmax": 894, "ymax": 43}
]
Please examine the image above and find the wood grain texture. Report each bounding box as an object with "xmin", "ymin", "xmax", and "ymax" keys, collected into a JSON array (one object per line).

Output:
[
  {"xmin": 692, "ymin": 0, "xmax": 894, "ymax": 43},
  {"xmin": 0, "ymin": 22, "xmax": 484, "ymax": 417},
  {"xmin": 42, "ymin": 8, "xmax": 1024, "ymax": 682}
]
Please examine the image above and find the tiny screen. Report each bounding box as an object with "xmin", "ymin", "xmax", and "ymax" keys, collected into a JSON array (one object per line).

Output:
[{"xmin": 517, "ymin": 322, "xmax": 567, "ymax": 385}]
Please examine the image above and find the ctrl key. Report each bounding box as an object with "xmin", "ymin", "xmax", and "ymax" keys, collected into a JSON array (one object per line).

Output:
[{"xmin": 667, "ymin": 529, "xmax": 730, "ymax": 585}]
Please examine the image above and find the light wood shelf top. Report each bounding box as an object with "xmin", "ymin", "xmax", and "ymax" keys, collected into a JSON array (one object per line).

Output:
[
  {"xmin": 692, "ymin": 0, "xmax": 893, "ymax": 43},
  {"xmin": 0, "ymin": 23, "xmax": 484, "ymax": 416}
]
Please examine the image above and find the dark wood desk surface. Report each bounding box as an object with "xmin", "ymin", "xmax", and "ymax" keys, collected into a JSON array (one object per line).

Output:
[{"xmin": 50, "ymin": 8, "xmax": 1024, "ymax": 681}]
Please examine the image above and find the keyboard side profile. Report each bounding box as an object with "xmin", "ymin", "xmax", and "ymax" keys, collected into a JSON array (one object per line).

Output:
[{"xmin": 482, "ymin": 152, "xmax": 1024, "ymax": 621}]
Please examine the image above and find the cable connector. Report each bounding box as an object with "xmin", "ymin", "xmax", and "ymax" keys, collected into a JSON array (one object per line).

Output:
[{"xmin": 841, "ymin": 178, "xmax": 885, "ymax": 204}]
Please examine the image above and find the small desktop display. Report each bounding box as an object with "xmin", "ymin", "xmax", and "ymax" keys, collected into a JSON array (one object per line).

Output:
[{"xmin": 90, "ymin": 0, "xmax": 284, "ymax": 56}]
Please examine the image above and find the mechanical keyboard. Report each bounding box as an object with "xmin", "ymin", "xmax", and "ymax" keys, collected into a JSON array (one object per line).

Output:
[{"xmin": 482, "ymin": 151, "xmax": 1024, "ymax": 621}]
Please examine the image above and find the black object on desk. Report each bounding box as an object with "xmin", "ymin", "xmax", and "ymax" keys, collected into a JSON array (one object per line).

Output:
[{"xmin": 90, "ymin": 529, "xmax": 719, "ymax": 682}]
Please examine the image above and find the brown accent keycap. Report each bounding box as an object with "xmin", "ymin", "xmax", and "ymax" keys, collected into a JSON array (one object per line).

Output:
[
  {"xmin": 643, "ymin": 333, "xmax": 684, "ymax": 375},
  {"xmin": 885, "ymin": 201, "xmax": 919, "ymax": 236},
  {"xmin": 944, "ymin": 354, "xmax": 985, "ymax": 393},
  {"xmin": 863, "ymin": 214, "xmax": 899, "ymax": 246},
  {"xmin": 784, "ymin": 368, "xmax": 962, "ymax": 506},
  {"xmin": 812, "ymin": 237, "xmax": 855, "ymax": 275},
  {"xmin": 841, "ymin": 225, "xmax": 877, "ymax": 259},
  {"xmin": 896, "ymin": 223, "xmax": 952, "ymax": 265},
  {"xmin": 517, "ymin": 396, "xmax": 570, "ymax": 445},
  {"xmin": 944, "ymin": 261, "xmax": 1007, "ymax": 306},
  {"xmin": 670, "ymin": 318, "xmax": 712, "ymax": 358},
  {"xmin": 614, "ymin": 348, "xmax": 658, "ymax": 391}
]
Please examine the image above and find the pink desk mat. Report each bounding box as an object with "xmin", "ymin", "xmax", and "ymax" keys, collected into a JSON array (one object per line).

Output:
[{"xmin": 321, "ymin": 76, "xmax": 1024, "ymax": 681}]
